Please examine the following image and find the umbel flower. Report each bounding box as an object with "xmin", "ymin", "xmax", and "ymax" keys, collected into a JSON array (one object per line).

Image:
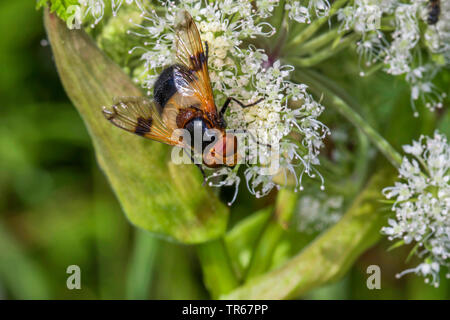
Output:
[
  {"xmin": 382, "ymin": 131, "xmax": 450, "ymax": 287},
  {"xmin": 338, "ymin": 0, "xmax": 449, "ymax": 115},
  {"xmin": 67, "ymin": 0, "xmax": 329, "ymax": 202}
]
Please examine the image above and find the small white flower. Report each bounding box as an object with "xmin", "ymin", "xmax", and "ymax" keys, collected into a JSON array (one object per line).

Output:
[
  {"xmin": 285, "ymin": 0, "xmax": 331, "ymax": 23},
  {"xmin": 75, "ymin": 0, "xmax": 138, "ymax": 27},
  {"xmin": 383, "ymin": 131, "xmax": 450, "ymax": 286},
  {"xmin": 285, "ymin": 1, "xmax": 311, "ymax": 24},
  {"xmin": 403, "ymin": 140, "xmax": 423, "ymax": 157},
  {"xmin": 295, "ymin": 194, "xmax": 344, "ymax": 233}
]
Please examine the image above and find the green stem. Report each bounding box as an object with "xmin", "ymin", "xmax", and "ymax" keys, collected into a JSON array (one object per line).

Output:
[
  {"xmin": 225, "ymin": 207, "xmax": 273, "ymax": 280},
  {"xmin": 272, "ymin": 0, "xmax": 287, "ymax": 35},
  {"xmin": 244, "ymin": 188, "xmax": 298, "ymax": 281},
  {"xmin": 295, "ymin": 28, "xmax": 340, "ymax": 55},
  {"xmin": 286, "ymin": 0, "xmax": 348, "ymax": 50},
  {"xmin": 287, "ymin": 33, "xmax": 358, "ymax": 67},
  {"xmin": 293, "ymin": 69, "xmax": 403, "ymax": 168},
  {"xmin": 126, "ymin": 230, "xmax": 159, "ymax": 299},
  {"xmin": 361, "ymin": 63, "xmax": 384, "ymax": 77},
  {"xmin": 353, "ymin": 131, "xmax": 370, "ymax": 190},
  {"xmin": 327, "ymin": 94, "xmax": 403, "ymax": 168},
  {"xmin": 197, "ymin": 238, "xmax": 239, "ymax": 299},
  {"xmin": 221, "ymin": 169, "xmax": 394, "ymax": 299}
]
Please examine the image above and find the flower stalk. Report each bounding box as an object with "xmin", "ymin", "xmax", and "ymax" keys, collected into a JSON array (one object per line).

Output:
[
  {"xmin": 126, "ymin": 230, "xmax": 159, "ymax": 299},
  {"xmin": 244, "ymin": 188, "xmax": 298, "ymax": 281},
  {"xmin": 294, "ymin": 28, "xmax": 340, "ymax": 55},
  {"xmin": 288, "ymin": 33, "xmax": 359, "ymax": 67},
  {"xmin": 293, "ymin": 68, "xmax": 403, "ymax": 168},
  {"xmin": 222, "ymin": 169, "xmax": 395, "ymax": 299},
  {"xmin": 197, "ymin": 238, "xmax": 239, "ymax": 299},
  {"xmin": 286, "ymin": 0, "xmax": 348, "ymax": 50}
]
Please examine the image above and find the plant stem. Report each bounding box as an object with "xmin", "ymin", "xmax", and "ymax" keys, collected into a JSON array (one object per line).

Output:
[
  {"xmin": 221, "ymin": 169, "xmax": 394, "ymax": 299},
  {"xmin": 288, "ymin": 33, "xmax": 358, "ymax": 67},
  {"xmin": 295, "ymin": 28, "xmax": 340, "ymax": 54},
  {"xmin": 361, "ymin": 63, "xmax": 384, "ymax": 77},
  {"xmin": 353, "ymin": 131, "xmax": 370, "ymax": 189},
  {"xmin": 331, "ymin": 94, "xmax": 403, "ymax": 166},
  {"xmin": 293, "ymin": 69, "xmax": 403, "ymax": 168},
  {"xmin": 126, "ymin": 230, "xmax": 159, "ymax": 299},
  {"xmin": 197, "ymin": 238, "xmax": 239, "ymax": 299},
  {"xmin": 225, "ymin": 207, "xmax": 273, "ymax": 280},
  {"xmin": 286, "ymin": 0, "xmax": 348, "ymax": 50},
  {"xmin": 244, "ymin": 188, "xmax": 298, "ymax": 281}
]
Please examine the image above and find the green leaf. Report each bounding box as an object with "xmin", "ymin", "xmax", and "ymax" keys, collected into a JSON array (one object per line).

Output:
[
  {"xmin": 36, "ymin": 0, "xmax": 48, "ymax": 9},
  {"xmin": 405, "ymin": 241, "xmax": 422, "ymax": 263},
  {"xmin": 222, "ymin": 169, "xmax": 395, "ymax": 299},
  {"xmin": 244, "ymin": 188, "xmax": 298, "ymax": 281},
  {"xmin": 387, "ymin": 239, "xmax": 405, "ymax": 252},
  {"xmin": 43, "ymin": 10, "xmax": 228, "ymax": 244},
  {"xmin": 126, "ymin": 230, "xmax": 159, "ymax": 299},
  {"xmin": 38, "ymin": 0, "xmax": 79, "ymax": 22},
  {"xmin": 197, "ymin": 239, "xmax": 239, "ymax": 299}
]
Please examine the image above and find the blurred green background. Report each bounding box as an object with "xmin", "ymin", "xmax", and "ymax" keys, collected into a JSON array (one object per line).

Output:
[{"xmin": 0, "ymin": 0, "xmax": 449, "ymax": 299}]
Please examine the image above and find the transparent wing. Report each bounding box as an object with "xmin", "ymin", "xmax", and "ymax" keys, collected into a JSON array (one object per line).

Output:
[
  {"xmin": 102, "ymin": 96, "xmax": 184, "ymax": 146},
  {"xmin": 173, "ymin": 10, "xmax": 217, "ymax": 115}
]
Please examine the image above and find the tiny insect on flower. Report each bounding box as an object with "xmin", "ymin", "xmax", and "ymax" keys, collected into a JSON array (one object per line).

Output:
[{"xmin": 102, "ymin": 0, "xmax": 329, "ymax": 203}]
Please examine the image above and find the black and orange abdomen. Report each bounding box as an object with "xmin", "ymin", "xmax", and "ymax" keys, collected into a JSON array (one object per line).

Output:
[{"xmin": 153, "ymin": 65, "xmax": 181, "ymax": 108}]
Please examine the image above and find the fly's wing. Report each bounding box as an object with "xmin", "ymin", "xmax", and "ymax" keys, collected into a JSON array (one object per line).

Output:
[
  {"xmin": 102, "ymin": 97, "xmax": 186, "ymax": 147},
  {"xmin": 173, "ymin": 10, "xmax": 217, "ymax": 116}
]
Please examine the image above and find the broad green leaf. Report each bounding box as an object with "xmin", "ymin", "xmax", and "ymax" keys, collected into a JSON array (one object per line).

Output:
[{"xmin": 44, "ymin": 10, "xmax": 228, "ymax": 244}]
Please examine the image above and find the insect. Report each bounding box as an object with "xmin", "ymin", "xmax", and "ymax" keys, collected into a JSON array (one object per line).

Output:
[
  {"xmin": 102, "ymin": 10, "xmax": 262, "ymax": 179},
  {"xmin": 427, "ymin": 0, "xmax": 440, "ymax": 25}
]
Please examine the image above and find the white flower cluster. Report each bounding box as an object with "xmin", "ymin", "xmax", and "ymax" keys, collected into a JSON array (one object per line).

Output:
[
  {"xmin": 382, "ymin": 131, "xmax": 450, "ymax": 286},
  {"xmin": 295, "ymin": 194, "xmax": 343, "ymax": 233},
  {"xmin": 67, "ymin": 0, "xmax": 138, "ymax": 28},
  {"xmin": 285, "ymin": 0, "xmax": 331, "ymax": 23},
  {"xmin": 337, "ymin": 0, "xmax": 388, "ymax": 34},
  {"xmin": 338, "ymin": 0, "xmax": 448, "ymax": 114},
  {"xmin": 126, "ymin": 0, "xmax": 328, "ymax": 201}
]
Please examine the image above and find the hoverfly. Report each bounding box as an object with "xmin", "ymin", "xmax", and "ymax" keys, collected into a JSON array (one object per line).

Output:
[
  {"xmin": 102, "ymin": 10, "xmax": 262, "ymax": 178},
  {"xmin": 427, "ymin": 0, "xmax": 440, "ymax": 25}
]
